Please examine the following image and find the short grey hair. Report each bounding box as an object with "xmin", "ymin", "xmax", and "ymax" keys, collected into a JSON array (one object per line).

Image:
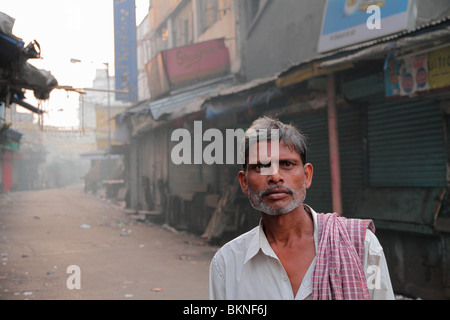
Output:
[{"xmin": 240, "ymin": 116, "xmax": 308, "ymax": 170}]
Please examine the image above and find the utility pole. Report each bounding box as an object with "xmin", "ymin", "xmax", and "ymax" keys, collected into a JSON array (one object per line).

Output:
[{"xmin": 104, "ymin": 62, "xmax": 111, "ymax": 153}]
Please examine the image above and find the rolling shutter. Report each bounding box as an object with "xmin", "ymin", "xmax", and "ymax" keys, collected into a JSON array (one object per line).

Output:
[
  {"xmin": 338, "ymin": 105, "xmax": 364, "ymax": 215},
  {"xmin": 367, "ymin": 100, "xmax": 446, "ymax": 187},
  {"xmin": 285, "ymin": 110, "xmax": 332, "ymax": 213}
]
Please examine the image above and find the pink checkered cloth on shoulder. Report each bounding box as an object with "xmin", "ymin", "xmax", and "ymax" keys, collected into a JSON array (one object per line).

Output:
[{"xmin": 312, "ymin": 213, "xmax": 375, "ymax": 300}]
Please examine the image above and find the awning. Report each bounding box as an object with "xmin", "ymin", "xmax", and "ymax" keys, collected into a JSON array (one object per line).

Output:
[
  {"xmin": 319, "ymin": 23, "xmax": 450, "ymax": 70},
  {"xmin": 148, "ymin": 76, "xmax": 236, "ymax": 121},
  {"xmin": 80, "ymin": 151, "xmax": 121, "ymax": 160},
  {"xmin": 115, "ymin": 76, "xmax": 238, "ymax": 136},
  {"xmin": 2, "ymin": 128, "xmax": 22, "ymax": 142},
  {"xmin": 276, "ymin": 16, "xmax": 450, "ymax": 88},
  {"xmin": 0, "ymin": 11, "xmax": 57, "ymax": 104},
  {"xmin": 0, "ymin": 128, "xmax": 22, "ymax": 151},
  {"xmin": 275, "ymin": 61, "xmax": 353, "ymax": 88},
  {"xmin": 201, "ymin": 76, "xmax": 279, "ymax": 119}
]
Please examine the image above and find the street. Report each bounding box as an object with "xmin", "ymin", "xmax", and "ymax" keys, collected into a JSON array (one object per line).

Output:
[{"xmin": 0, "ymin": 185, "xmax": 217, "ymax": 300}]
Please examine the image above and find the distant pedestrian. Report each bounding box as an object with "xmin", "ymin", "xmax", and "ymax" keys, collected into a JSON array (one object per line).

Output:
[{"xmin": 209, "ymin": 116, "xmax": 394, "ymax": 300}]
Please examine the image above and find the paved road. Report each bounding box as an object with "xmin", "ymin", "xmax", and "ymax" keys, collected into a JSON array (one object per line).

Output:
[{"xmin": 0, "ymin": 185, "xmax": 217, "ymax": 300}]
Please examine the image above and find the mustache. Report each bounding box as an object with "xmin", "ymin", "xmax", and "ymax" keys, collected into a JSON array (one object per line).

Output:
[{"xmin": 259, "ymin": 185, "xmax": 294, "ymax": 198}]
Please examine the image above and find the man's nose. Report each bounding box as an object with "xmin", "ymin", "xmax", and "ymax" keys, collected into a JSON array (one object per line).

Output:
[{"xmin": 266, "ymin": 164, "xmax": 283, "ymax": 184}]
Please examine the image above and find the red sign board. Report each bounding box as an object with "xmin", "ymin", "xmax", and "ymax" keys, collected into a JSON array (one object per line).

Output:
[{"xmin": 146, "ymin": 39, "xmax": 230, "ymax": 100}]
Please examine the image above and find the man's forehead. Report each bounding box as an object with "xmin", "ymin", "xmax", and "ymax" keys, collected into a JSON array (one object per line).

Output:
[{"xmin": 248, "ymin": 140, "xmax": 299, "ymax": 159}]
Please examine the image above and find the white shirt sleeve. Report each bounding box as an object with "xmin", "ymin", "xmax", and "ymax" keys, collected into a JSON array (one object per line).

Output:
[{"xmin": 209, "ymin": 254, "xmax": 226, "ymax": 300}]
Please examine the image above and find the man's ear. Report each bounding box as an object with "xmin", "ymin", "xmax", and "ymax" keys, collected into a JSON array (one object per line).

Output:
[
  {"xmin": 304, "ymin": 163, "xmax": 314, "ymax": 190},
  {"xmin": 238, "ymin": 171, "xmax": 249, "ymax": 196}
]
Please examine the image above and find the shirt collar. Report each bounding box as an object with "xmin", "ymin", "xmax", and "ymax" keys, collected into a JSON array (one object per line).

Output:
[{"xmin": 243, "ymin": 205, "xmax": 319, "ymax": 265}]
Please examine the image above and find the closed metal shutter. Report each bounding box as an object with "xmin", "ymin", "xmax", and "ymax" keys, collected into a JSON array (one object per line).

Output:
[
  {"xmin": 367, "ymin": 100, "xmax": 446, "ymax": 187},
  {"xmin": 338, "ymin": 105, "xmax": 364, "ymax": 215},
  {"xmin": 285, "ymin": 110, "xmax": 332, "ymax": 214},
  {"xmin": 128, "ymin": 137, "xmax": 140, "ymax": 210}
]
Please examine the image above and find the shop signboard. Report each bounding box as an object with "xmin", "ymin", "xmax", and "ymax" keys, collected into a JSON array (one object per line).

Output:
[
  {"xmin": 146, "ymin": 38, "xmax": 230, "ymax": 100},
  {"xmin": 95, "ymin": 107, "xmax": 127, "ymax": 150},
  {"xmin": 429, "ymin": 45, "xmax": 450, "ymax": 90},
  {"xmin": 114, "ymin": 0, "xmax": 138, "ymax": 101},
  {"xmin": 162, "ymin": 38, "xmax": 230, "ymax": 89},
  {"xmin": 384, "ymin": 46, "xmax": 450, "ymax": 97},
  {"xmin": 318, "ymin": 0, "xmax": 415, "ymax": 53}
]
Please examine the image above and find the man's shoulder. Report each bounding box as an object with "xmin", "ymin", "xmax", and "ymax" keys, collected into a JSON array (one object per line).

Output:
[
  {"xmin": 214, "ymin": 225, "xmax": 259, "ymax": 259},
  {"xmin": 317, "ymin": 212, "xmax": 375, "ymax": 233}
]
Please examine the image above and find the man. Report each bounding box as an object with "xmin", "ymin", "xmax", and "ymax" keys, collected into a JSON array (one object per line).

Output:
[{"xmin": 209, "ymin": 116, "xmax": 394, "ymax": 300}]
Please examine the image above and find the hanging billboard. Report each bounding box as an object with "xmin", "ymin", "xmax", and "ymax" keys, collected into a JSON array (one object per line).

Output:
[
  {"xmin": 114, "ymin": 0, "xmax": 138, "ymax": 101},
  {"xmin": 162, "ymin": 38, "xmax": 230, "ymax": 88},
  {"xmin": 318, "ymin": 0, "xmax": 416, "ymax": 53},
  {"xmin": 145, "ymin": 39, "xmax": 230, "ymax": 100}
]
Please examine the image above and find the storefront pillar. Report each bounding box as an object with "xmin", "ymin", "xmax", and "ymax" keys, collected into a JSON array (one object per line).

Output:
[{"xmin": 327, "ymin": 72, "xmax": 343, "ymax": 214}]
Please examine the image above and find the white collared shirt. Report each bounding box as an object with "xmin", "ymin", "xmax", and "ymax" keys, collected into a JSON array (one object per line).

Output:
[{"xmin": 209, "ymin": 206, "xmax": 395, "ymax": 300}]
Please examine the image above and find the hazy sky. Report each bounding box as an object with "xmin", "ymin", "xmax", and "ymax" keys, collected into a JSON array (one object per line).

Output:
[{"xmin": 1, "ymin": 0, "xmax": 148, "ymax": 128}]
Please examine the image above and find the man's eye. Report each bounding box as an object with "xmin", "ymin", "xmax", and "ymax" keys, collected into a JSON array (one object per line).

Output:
[
  {"xmin": 281, "ymin": 161, "xmax": 295, "ymax": 168},
  {"xmin": 256, "ymin": 163, "xmax": 270, "ymax": 169}
]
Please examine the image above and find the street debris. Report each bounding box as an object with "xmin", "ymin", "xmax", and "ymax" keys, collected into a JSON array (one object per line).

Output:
[
  {"xmin": 162, "ymin": 223, "xmax": 178, "ymax": 234},
  {"xmin": 151, "ymin": 287, "xmax": 164, "ymax": 292},
  {"xmin": 80, "ymin": 223, "xmax": 91, "ymax": 229},
  {"xmin": 120, "ymin": 229, "xmax": 132, "ymax": 237}
]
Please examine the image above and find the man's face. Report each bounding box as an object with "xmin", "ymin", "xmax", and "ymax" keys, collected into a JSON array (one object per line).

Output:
[{"xmin": 238, "ymin": 140, "xmax": 313, "ymax": 216}]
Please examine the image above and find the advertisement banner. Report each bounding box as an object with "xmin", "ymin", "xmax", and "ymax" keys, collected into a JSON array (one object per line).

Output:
[
  {"xmin": 318, "ymin": 0, "xmax": 414, "ymax": 53},
  {"xmin": 429, "ymin": 46, "xmax": 450, "ymax": 90},
  {"xmin": 95, "ymin": 107, "xmax": 127, "ymax": 149},
  {"xmin": 385, "ymin": 54, "xmax": 429, "ymax": 97},
  {"xmin": 384, "ymin": 55, "xmax": 400, "ymax": 97},
  {"xmin": 114, "ymin": 0, "xmax": 138, "ymax": 101},
  {"xmin": 399, "ymin": 54, "xmax": 429, "ymax": 96},
  {"xmin": 161, "ymin": 38, "xmax": 230, "ymax": 89},
  {"xmin": 145, "ymin": 39, "xmax": 231, "ymax": 100}
]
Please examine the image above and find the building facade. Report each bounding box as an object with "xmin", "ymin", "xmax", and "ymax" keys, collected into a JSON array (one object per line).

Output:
[{"xmin": 116, "ymin": 0, "xmax": 450, "ymax": 299}]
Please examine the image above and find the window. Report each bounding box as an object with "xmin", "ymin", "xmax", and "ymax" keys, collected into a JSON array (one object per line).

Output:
[
  {"xmin": 247, "ymin": 0, "xmax": 261, "ymax": 23},
  {"xmin": 199, "ymin": 0, "xmax": 231, "ymax": 32}
]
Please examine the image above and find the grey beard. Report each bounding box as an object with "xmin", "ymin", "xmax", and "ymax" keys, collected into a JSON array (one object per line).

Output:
[{"xmin": 247, "ymin": 184, "xmax": 306, "ymax": 216}]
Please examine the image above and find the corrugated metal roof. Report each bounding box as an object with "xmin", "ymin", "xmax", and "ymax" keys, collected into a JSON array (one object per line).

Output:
[
  {"xmin": 118, "ymin": 76, "xmax": 237, "ymax": 122},
  {"xmin": 279, "ymin": 15, "xmax": 450, "ymax": 78},
  {"xmin": 322, "ymin": 15, "xmax": 450, "ymax": 56},
  {"xmin": 149, "ymin": 76, "xmax": 236, "ymax": 120}
]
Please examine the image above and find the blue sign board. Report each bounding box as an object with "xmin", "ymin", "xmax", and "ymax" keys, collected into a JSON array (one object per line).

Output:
[
  {"xmin": 318, "ymin": 0, "xmax": 415, "ymax": 53},
  {"xmin": 114, "ymin": 0, "xmax": 138, "ymax": 101}
]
